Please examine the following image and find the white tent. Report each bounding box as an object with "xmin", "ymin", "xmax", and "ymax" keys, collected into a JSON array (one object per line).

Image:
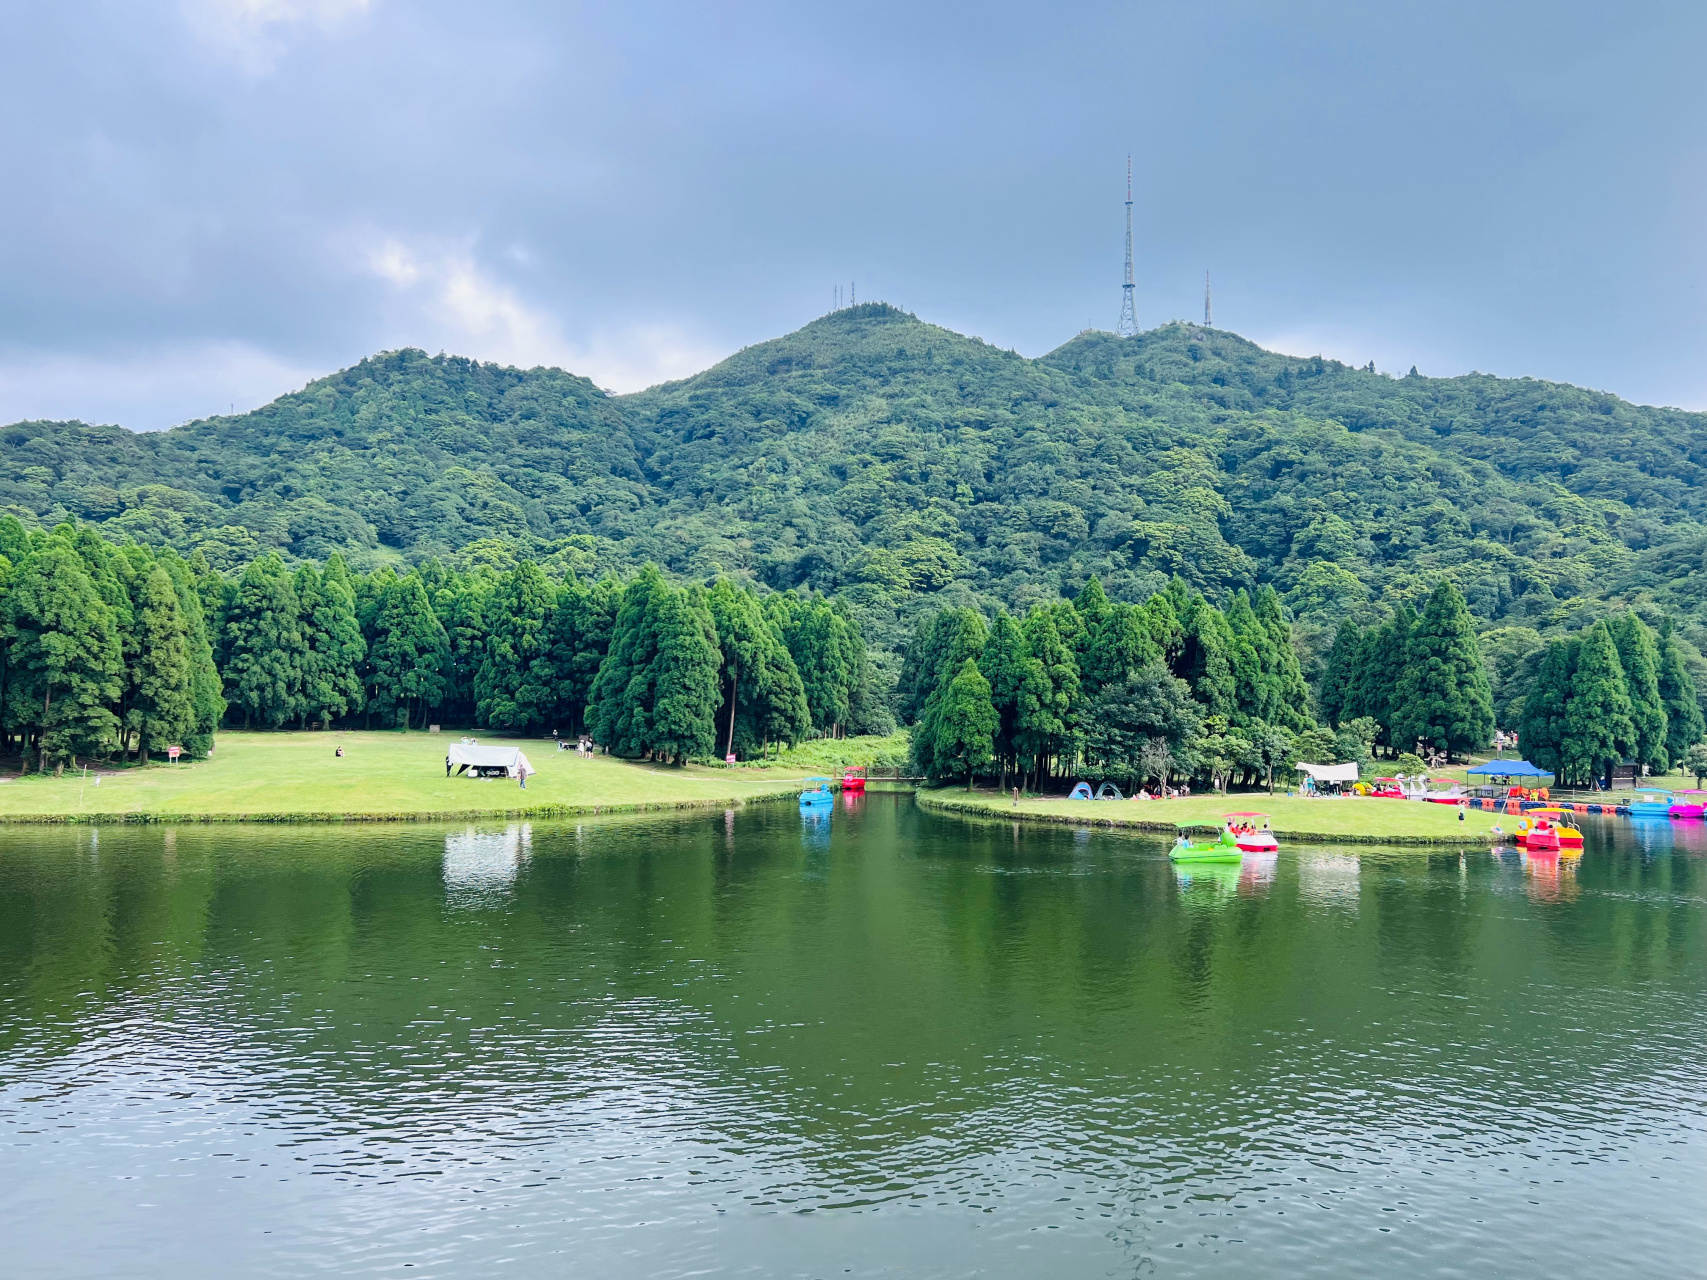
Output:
[
  {"xmin": 447, "ymin": 743, "xmax": 534, "ymax": 779},
  {"xmin": 1296, "ymin": 761, "xmax": 1360, "ymax": 783}
]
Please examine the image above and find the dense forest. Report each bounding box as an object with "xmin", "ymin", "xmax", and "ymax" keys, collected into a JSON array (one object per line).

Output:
[
  {"xmin": 5, "ymin": 304, "xmax": 1707, "ymax": 779},
  {"xmin": 0, "ymin": 516, "xmax": 886, "ymax": 771}
]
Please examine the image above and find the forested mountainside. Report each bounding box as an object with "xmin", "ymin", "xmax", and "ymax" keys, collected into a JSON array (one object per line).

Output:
[{"xmin": 6, "ymin": 303, "xmax": 1707, "ymax": 655}]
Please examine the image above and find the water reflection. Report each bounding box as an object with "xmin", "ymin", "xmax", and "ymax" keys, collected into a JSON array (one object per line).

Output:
[
  {"xmin": 0, "ymin": 800, "xmax": 1703, "ymax": 1280},
  {"xmin": 799, "ymin": 805, "xmax": 831, "ymax": 851},
  {"xmin": 442, "ymin": 822, "xmax": 531, "ymax": 902}
]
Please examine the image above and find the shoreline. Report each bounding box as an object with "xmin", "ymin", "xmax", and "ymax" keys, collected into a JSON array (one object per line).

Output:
[
  {"xmin": 0, "ymin": 787, "xmax": 806, "ymax": 826},
  {"xmin": 915, "ymin": 789, "xmax": 1517, "ymax": 846}
]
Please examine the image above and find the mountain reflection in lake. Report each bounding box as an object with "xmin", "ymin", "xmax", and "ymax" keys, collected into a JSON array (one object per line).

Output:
[{"xmin": 1, "ymin": 796, "xmax": 1703, "ymax": 1279}]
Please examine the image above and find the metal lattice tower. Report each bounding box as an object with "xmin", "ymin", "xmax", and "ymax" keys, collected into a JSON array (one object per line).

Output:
[
  {"xmin": 1204, "ymin": 271, "xmax": 1212, "ymax": 328},
  {"xmin": 1116, "ymin": 157, "xmax": 1138, "ymax": 337}
]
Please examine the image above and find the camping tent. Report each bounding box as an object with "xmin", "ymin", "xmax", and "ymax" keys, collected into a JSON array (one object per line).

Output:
[
  {"xmin": 1296, "ymin": 762, "xmax": 1360, "ymax": 783},
  {"xmin": 447, "ymin": 743, "xmax": 535, "ymax": 779},
  {"xmin": 1465, "ymin": 759, "xmax": 1552, "ymax": 778}
]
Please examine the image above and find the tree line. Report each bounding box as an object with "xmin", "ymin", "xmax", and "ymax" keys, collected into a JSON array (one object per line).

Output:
[
  {"xmin": 902, "ymin": 575, "xmax": 1339, "ymax": 791},
  {"xmin": 0, "ymin": 517, "xmax": 887, "ymax": 771}
]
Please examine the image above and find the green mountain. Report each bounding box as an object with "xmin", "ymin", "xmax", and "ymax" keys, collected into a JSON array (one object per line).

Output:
[{"xmin": 6, "ymin": 303, "xmax": 1706, "ymax": 654}]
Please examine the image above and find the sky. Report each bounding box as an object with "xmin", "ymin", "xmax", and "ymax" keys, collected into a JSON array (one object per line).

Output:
[{"xmin": 2, "ymin": 0, "xmax": 1704, "ymax": 430}]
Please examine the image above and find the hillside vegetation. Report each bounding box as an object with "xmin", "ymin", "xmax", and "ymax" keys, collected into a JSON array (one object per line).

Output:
[{"xmin": 6, "ymin": 304, "xmax": 1706, "ymax": 660}]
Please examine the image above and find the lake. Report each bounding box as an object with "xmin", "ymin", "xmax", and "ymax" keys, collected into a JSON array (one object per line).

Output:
[{"xmin": 2, "ymin": 795, "xmax": 1703, "ymax": 1278}]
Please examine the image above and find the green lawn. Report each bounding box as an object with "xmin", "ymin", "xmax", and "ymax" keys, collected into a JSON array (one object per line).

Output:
[
  {"xmin": 0, "ymin": 731, "xmax": 827, "ymax": 822},
  {"xmin": 920, "ymin": 789, "xmax": 1514, "ymax": 844}
]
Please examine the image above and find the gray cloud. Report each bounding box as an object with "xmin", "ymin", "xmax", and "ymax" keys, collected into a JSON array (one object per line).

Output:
[{"xmin": 3, "ymin": 0, "xmax": 1704, "ymax": 429}]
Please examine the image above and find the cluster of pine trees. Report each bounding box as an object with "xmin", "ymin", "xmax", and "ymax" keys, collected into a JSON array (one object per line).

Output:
[
  {"xmin": 0, "ymin": 517, "xmax": 222, "ymax": 770},
  {"xmin": 1512, "ymin": 615, "xmax": 1702, "ymax": 786},
  {"xmin": 1318, "ymin": 582, "xmax": 1496, "ymax": 758},
  {"xmin": 901, "ymin": 577, "xmax": 1324, "ymax": 790},
  {"xmin": 0, "ymin": 518, "xmax": 886, "ymax": 770}
]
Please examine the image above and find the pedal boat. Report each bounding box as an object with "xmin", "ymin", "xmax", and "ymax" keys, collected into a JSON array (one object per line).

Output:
[
  {"xmin": 1169, "ymin": 829, "xmax": 1244, "ymax": 864},
  {"xmin": 1223, "ymin": 813, "xmax": 1279, "ymax": 853}
]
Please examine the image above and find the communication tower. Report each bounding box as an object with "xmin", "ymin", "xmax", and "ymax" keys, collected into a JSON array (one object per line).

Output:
[
  {"xmin": 1204, "ymin": 271, "xmax": 1212, "ymax": 328},
  {"xmin": 1116, "ymin": 157, "xmax": 1138, "ymax": 337}
]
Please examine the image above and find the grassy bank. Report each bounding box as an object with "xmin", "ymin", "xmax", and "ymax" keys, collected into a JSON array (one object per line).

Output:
[
  {"xmin": 918, "ymin": 789, "xmax": 1514, "ymax": 845},
  {"xmin": 0, "ymin": 731, "xmax": 827, "ymax": 823}
]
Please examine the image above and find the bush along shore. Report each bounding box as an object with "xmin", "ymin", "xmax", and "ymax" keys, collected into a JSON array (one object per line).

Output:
[{"xmin": 915, "ymin": 789, "xmax": 1519, "ymax": 846}]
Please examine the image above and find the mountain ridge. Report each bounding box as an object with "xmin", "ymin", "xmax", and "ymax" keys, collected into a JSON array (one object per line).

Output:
[{"xmin": 5, "ymin": 304, "xmax": 1705, "ymax": 651}]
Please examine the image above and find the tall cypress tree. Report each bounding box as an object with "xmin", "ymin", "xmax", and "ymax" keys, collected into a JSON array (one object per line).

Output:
[
  {"xmin": 1391, "ymin": 582, "xmax": 1494, "ymax": 757},
  {"xmin": 1608, "ymin": 613, "xmax": 1668, "ymax": 772},
  {"xmin": 1018, "ymin": 607, "xmax": 1078, "ymax": 787},
  {"xmin": 475, "ymin": 561, "xmax": 555, "ymax": 732},
  {"xmin": 933, "ymin": 658, "xmax": 997, "ymax": 789},
  {"xmin": 1563, "ymin": 622, "xmax": 1634, "ymax": 787},
  {"xmin": 298, "ymin": 555, "xmax": 366, "ymax": 730},
  {"xmin": 130, "ymin": 566, "xmax": 197, "ymax": 763},
  {"xmin": 647, "ymin": 584, "xmax": 723, "ymax": 764},
  {"xmin": 1081, "ymin": 603, "xmax": 1159, "ymax": 694},
  {"xmin": 1518, "ymin": 637, "xmax": 1577, "ymax": 777},
  {"xmin": 1657, "ymin": 617, "xmax": 1704, "ymax": 765},
  {"xmin": 589, "ymin": 566, "xmax": 665, "ymax": 756},
  {"xmin": 978, "ymin": 610, "xmax": 1032, "ymax": 786},
  {"xmin": 1318, "ymin": 619, "xmax": 1361, "ymax": 728},
  {"xmin": 1224, "ymin": 590, "xmax": 1266, "ymax": 727},
  {"xmin": 706, "ymin": 579, "xmax": 808, "ymax": 758},
  {"xmin": 1253, "ymin": 585, "xmax": 1313, "ymax": 731},
  {"xmin": 1173, "ymin": 592, "xmax": 1237, "ymax": 721},
  {"xmin": 3, "ymin": 542, "xmax": 124, "ymax": 769},
  {"xmin": 153, "ymin": 548, "xmax": 225, "ymax": 757},
  {"xmin": 371, "ymin": 575, "xmax": 450, "ymax": 730},
  {"xmin": 909, "ymin": 608, "xmax": 990, "ymax": 773},
  {"xmin": 222, "ymin": 553, "xmax": 306, "ymax": 729}
]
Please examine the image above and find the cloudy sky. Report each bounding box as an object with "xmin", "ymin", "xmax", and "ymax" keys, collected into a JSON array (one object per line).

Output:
[{"xmin": 2, "ymin": 1, "xmax": 1703, "ymax": 429}]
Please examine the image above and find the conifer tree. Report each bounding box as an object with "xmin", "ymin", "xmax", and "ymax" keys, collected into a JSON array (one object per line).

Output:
[
  {"xmin": 371, "ymin": 575, "xmax": 450, "ymax": 730},
  {"xmin": 1518, "ymin": 637, "xmax": 1577, "ymax": 777},
  {"xmin": 155, "ymin": 547, "xmax": 224, "ymax": 756},
  {"xmin": 548, "ymin": 575, "xmax": 620, "ymax": 734},
  {"xmin": 589, "ymin": 566, "xmax": 665, "ymax": 755},
  {"xmin": 1253, "ymin": 585, "xmax": 1314, "ymax": 731},
  {"xmin": 978, "ymin": 610, "xmax": 1032, "ymax": 787},
  {"xmin": 1018, "ymin": 607, "xmax": 1078, "ymax": 787},
  {"xmin": 1081, "ymin": 603, "xmax": 1159, "ymax": 694},
  {"xmin": 298, "ymin": 555, "xmax": 366, "ymax": 729},
  {"xmin": 3, "ymin": 542, "xmax": 124, "ymax": 769},
  {"xmin": 222, "ymin": 553, "xmax": 307, "ymax": 729},
  {"xmin": 1173, "ymin": 591, "xmax": 1237, "ymax": 721},
  {"xmin": 1318, "ymin": 618, "xmax": 1361, "ymax": 727},
  {"xmin": 1224, "ymin": 590, "xmax": 1266, "ymax": 727},
  {"xmin": 933, "ymin": 658, "xmax": 997, "ymax": 790},
  {"xmin": 909, "ymin": 608, "xmax": 991, "ymax": 772},
  {"xmin": 706, "ymin": 578, "xmax": 808, "ymax": 757},
  {"xmin": 1563, "ymin": 622, "xmax": 1634, "ymax": 786},
  {"xmin": 1608, "ymin": 612, "xmax": 1668, "ymax": 772},
  {"xmin": 1657, "ymin": 618, "xmax": 1704, "ymax": 765},
  {"xmin": 475, "ymin": 561, "xmax": 554, "ymax": 732},
  {"xmin": 1391, "ymin": 582, "xmax": 1494, "ymax": 757},
  {"xmin": 646, "ymin": 584, "xmax": 723, "ymax": 764},
  {"xmin": 130, "ymin": 567, "xmax": 196, "ymax": 763}
]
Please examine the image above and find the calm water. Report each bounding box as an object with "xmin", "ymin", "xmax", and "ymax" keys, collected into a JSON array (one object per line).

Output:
[{"xmin": 1, "ymin": 797, "xmax": 1704, "ymax": 1279}]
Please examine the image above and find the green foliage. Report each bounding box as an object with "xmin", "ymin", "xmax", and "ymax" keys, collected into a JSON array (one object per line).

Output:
[
  {"xmin": 1563, "ymin": 622, "xmax": 1635, "ymax": 786},
  {"xmin": 1686, "ymin": 741, "xmax": 1707, "ymax": 787},
  {"xmin": 474, "ymin": 562, "xmax": 553, "ymax": 732},
  {"xmin": 1390, "ymin": 582, "xmax": 1495, "ymax": 757},
  {"xmin": 221, "ymin": 554, "xmax": 306, "ymax": 729},
  {"xmin": 1081, "ymin": 662, "xmax": 1202, "ymax": 787},
  {"xmin": 371, "ymin": 575, "xmax": 451, "ymax": 730},
  {"xmin": 1657, "ymin": 618, "xmax": 1705, "ymax": 766},
  {"xmin": 933, "ymin": 658, "xmax": 997, "ymax": 786},
  {"xmin": 3, "ymin": 541, "xmax": 124, "ymax": 766},
  {"xmin": 129, "ymin": 567, "xmax": 196, "ymax": 762}
]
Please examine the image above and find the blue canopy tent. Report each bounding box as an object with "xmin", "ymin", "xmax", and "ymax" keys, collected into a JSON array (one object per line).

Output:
[{"xmin": 1466, "ymin": 760, "xmax": 1553, "ymax": 778}]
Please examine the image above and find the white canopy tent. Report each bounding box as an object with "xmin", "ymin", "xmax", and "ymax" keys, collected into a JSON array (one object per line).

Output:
[
  {"xmin": 1295, "ymin": 761, "xmax": 1360, "ymax": 784},
  {"xmin": 447, "ymin": 743, "xmax": 534, "ymax": 779}
]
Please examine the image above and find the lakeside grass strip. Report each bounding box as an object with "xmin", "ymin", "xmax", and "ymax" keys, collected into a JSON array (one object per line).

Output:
[
  {"xmin": 0, "ymin": 729, "xmax": 841, "ymax": 825},
  {"xmin": 916, "ymin": 789, "xmax": 1515, "ymax": 846}
]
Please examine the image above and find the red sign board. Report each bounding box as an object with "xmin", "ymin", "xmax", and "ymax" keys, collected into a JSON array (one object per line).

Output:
[{"xmin": 167, "ymin": 746, "xmax": 182, "ymax": 761}]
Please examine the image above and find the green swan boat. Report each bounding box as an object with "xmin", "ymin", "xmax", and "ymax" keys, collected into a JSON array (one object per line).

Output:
[{"xmin": 1169, "ymin": 827, "xmax": 1244, "ymax": 864}]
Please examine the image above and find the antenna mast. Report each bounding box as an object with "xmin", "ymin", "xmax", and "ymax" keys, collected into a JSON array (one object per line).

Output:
[
  {"xmin": 1204, "ymin": 271, "xmax": 1212, "ymax": 328},
  {"xmin": 1116, "ymin": 157, "xmax": 1139, "ymax": 337}
]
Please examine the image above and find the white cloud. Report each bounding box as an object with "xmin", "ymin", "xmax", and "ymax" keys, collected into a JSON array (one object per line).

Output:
[
  {"xmin": 0, "ymin": 341, "xmax": 323, "ymax": 432},
  {"xmin": 182, "ymin": 0, "xmax": 373, "ymax": 73},
  {"xmin": 363, "ymin": 236, "xmax": 724, "ymax": 392}
]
